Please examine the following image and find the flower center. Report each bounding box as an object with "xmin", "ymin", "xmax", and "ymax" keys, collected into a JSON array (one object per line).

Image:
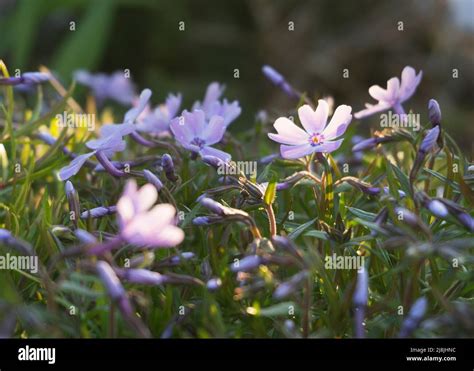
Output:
[
  {"xmin": 309, "ymin": 133, "xmax": 324, "ymax": 147},
  {"xmin": 191, "ymin": 137, "xmax": 206, "ymax": 148}
]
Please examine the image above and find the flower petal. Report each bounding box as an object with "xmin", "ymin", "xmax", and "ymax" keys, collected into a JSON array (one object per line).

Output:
[
  {"xmin": 200, "ymin": 146, "xmax": 231, "ymax": 162},
  {"xmin": 368, "ymin": 85, "xmax": 390, "ymax": 102},
  {"xmin": 58, "ymin": 151, "xmax": 96, "ymax": 180},
  {"xmin": 124, "ymin": 89, "xmax": 152, "ymax": 123},
  {"xmin": 136, "ymin": 183, "xmax": 158, "ymax": 213},
  {"xmin": 170, "ymin": 115, "xmax": 193, "ymax": 145},
  {"xmin": 298, "ymin": 100, "xmax": 328, "ymax": 134},
  {"xmin": 279, "ymin": 143, "xmax": 314, "ymax": 159},
  {"xmin": 386, "ymin": 77, "xmax": 400, "ymax": 102},
  {"xmin": 201, "ymin": 115, "xmax": 226, "ymax": 145},
  {"xmin": 312, "ymin": 139, "xmax": 344, "ymax": 153},
  {"xmin": 354, "ymin": 102, "xmax": 391, "ymax": 119},
  {"xmin": 399, "ymin": 66, "xmax": 422, "ymax": 103},
  {"xmin": 322, "ymin": 105, "xmax": 352, "ymax": 140},
  {"xmin": 272, "ymin": 117, "xmax": 308, "ymax": 144}
]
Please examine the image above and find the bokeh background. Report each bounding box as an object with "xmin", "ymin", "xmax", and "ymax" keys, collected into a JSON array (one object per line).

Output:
[{"xmin": 0, "ymin": 0, "xmax": 473, "ymax": 153}]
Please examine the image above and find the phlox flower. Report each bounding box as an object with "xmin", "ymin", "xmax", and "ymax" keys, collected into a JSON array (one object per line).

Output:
[
  {"xmin": 117, "ymin": 179, "xmax": 184, "ymax": 247},
  {"xmin": 193, "ymin": 82, "xmax": 241, "ymax": 127},
  {"xmin": 58, "ymin": 89, "xmax": 151, "ymax": 180},
  {"xmin": 170, "ymin": 109, "xmax": 231, "ymax": 162},
  {"xmin": 136, "ymin": 93, "xmax": 182, "ymax": 135},
  {"xmin": 354, "ymin": 66, "xmax": 422, "ymax": 119},
  {"xmin": 268, "ymin": 99, "xmax": 352, "ymax": 159}
]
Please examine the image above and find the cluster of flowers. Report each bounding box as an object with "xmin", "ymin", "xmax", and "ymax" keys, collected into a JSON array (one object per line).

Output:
[{"xmin": 1, "ymin": 64, "xmax": 472, "ymax": 338}]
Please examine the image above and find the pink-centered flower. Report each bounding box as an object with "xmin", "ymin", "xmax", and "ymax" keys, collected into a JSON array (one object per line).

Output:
[
  {"xmin": 268, "ymin": 100, "xmax": 352, "ymax": 159},
  {"xmin": 117, "ymin": 180, "xmax": 184, "ymax": 247},
  {"xmin": 354, "ymin": 66, "xmax": 422, "ymax": 119},
  {"xmin": 192, "ymin": 82, "xmax": 241, "ymax": 127},
  {"xmin": 170, "ymin": 109, "xmax": 231, "ymax": 162}
]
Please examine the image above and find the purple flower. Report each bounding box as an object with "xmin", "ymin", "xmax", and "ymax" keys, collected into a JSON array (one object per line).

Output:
[
  {"xmin": 354, "ymin": 66, "xmax": 422, "ymax": 119},
  {"xmin": 136, "ymin": 93, "xmax": 182, "ymax": 135},
  {"xmin": 74, "ymin": 70, "xmax": 136, "ymax": 105},
  {"xmin": 116, "ymin": 180, "xmax": 184, "ymax": 248},
  {"xmin": 192, "ymin": 82, "xmax": 241, "ymax": 127},
  {"xmin": 268, "ymin": 99, "xmax": 352, "ymax": 159},
  {"xmin": 58, "ymin": 90, "xmax": 151, "ymax": 180},
  {"xmin": 170, "ymin": 109, "xmax": 231, "ymax": 162}
]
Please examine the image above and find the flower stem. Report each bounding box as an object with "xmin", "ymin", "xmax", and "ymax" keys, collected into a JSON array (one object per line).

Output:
[{"xmin": 264, "ymin": 203, "xmax": 277, "ymax": 237}]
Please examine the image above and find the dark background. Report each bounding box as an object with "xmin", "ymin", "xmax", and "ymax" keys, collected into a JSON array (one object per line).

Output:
[{"xmin": 0, "ymin": 0, "xmax": 473, "ymax": 153}]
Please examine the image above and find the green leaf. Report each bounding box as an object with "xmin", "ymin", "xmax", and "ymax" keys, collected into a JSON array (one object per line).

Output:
[
  {"xmin": 258, "ymin": 302, "xmax": 299, "ymax": 317},
  {"xmin": 390, "ymin": 162, "xmax": 411, "ymax": 196},
  {"xmin": 287, "ymin": 218, "xmax": 317, "ymax": 240},
  {"xmin": 347, "ymin": 207, "xmax": 376, "ymax": 221},
  {"xmin": 303, "ymin": 230, "xmax": 328, "ymax": 240}
]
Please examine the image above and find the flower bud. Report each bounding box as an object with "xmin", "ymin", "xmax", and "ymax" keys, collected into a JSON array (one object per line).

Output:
[
  {"xmin": 142, "ymin": 169, "xmax": 163, "ymax": 191},
  {"xmin": 428, "ymin": 99, "xmax": 441, "ymax": 126},
  {"xmin": 230, "ymin": 255, "xmax": 262, "ymax": 272},
  {"xmin": 161, "ymin": 154, "xmax": 178, "ymax": 182}
]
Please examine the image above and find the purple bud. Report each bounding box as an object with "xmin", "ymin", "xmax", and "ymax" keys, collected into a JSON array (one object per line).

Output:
[
  {"xmin": 262, "ymin": 65, "xmax": 284, "ymax": 85},
  {"xmin": 142, "ymin": 169, "xmax": 163, "ymax": 191},
  {"xmin": 231, "ymin": 255, "xmax": 262, "ymax": 272},
  {"xmin": 427, "ymin": 200, "xmax": 448, "ymax": 218},
  {"xmin": 428, "ymin": 99, "xmax": 441, "ymax": 125},
  {"xmin": 74, "ymin": 229, "xmax": 97, "ymax": 244},
  {"xmin": 117, "ymin": 268, "xmax": 164, "ymax": 285},
  {"xmin": 80, "ymin": 206, "xmax": 117, "ymax": 219},
  {"xmin": 199, "ymin": 197, "xmax": 226, "ymax": 216},
  {"xmin": 395, "ymin": 207, "xmax": 418, "ymax": 227},
  {"xmin": 22, "ymin": 72, "xmax": 50, "ymax": 84},
  {"xmin": 457, "ymin": 212, "xmax": 474, "ymax": 232},
  {"xmin": 353, "ymin": 267, "xmax": 368, "ymax": 307},
  {"xmin": 259, "ymin": 153, "xmax": 279, "ymax": 164},
  {"xmin": 0, "ymin": 228, "xmax": 12, "ymax": 241},
  {"xmin": 206, "ymin": 277, "xmax": 222, "ymax": 291},
  {"xmin": 399, "ymin": 297, "xmax": 427, "ymax": 338},
  {"xmin": 420, "ymin": 126, "xmax": 440, "ymax": 153},
  {"xmin": 65, "ymin": 181, "xmax": 75, "ymax": 197},
  {"xmin": 192, "ymin": 216, "xmax": 213, "ymax": 226},
  {"xmin": 352, "ymin": 138, "xmax": 378, "ymax": 152},
  {"xmin": 96, "ymin": 261, "xmax": 126, "ymax": 300},
  {"xmin": 161, "ymin": 154, "xmax": 178, "ymax": 182},
  {"xmin": 261, "ymin": 65, "xmax": 297, "ymax": 98}
]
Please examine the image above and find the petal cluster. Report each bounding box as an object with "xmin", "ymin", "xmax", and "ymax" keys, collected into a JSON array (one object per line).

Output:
[
  {"xmin": 268, "ymin": 99, "xmax": 352, "ymax": 159},
  {"xmin": 354, "ymin": 66, "xmax": 422, "ymax": 119},
  {"xmin": 170, "ymin": 109, "xmax": 231, "ymax": 162},
  {"xmin": 117, "ymin": 180, "xmax": 184, "ymax": 247}
]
